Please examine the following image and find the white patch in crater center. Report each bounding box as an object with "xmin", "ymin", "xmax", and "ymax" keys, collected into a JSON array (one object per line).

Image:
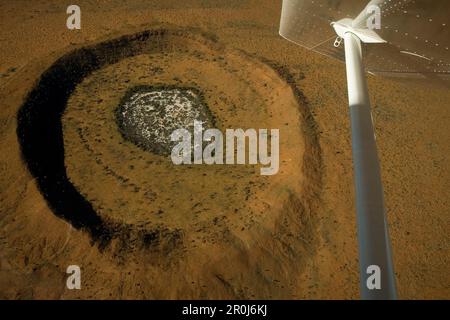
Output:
[{"xmin": 116, "ymin": 87, "xmax": 213, "ymax": 155}]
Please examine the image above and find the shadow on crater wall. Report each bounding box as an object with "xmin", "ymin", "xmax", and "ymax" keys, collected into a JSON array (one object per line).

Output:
[{"xmin": 16, "ymin": 30, "xmax": 185, "ymax": 247}]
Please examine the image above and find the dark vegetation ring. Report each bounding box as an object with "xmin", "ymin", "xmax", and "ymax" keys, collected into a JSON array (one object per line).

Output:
[{"xmin": 16, "ymin": 30, "xmax": 188, "ymax": 246}]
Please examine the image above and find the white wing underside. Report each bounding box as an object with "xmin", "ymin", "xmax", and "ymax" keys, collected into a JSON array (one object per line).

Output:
[{"xmin": 279, "ymin": 0, "xmax": 450, "ymax": 88}]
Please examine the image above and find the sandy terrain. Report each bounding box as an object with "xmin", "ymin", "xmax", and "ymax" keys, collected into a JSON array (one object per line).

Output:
[{"xmin": 0, "ymin": 0, "xmax": 449, "ymax": 299}]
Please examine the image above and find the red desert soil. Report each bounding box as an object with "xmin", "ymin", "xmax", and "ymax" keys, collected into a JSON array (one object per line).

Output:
[{"xmin": 0, "ymin": 0, "xmax": 449, "ymax": 299}]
